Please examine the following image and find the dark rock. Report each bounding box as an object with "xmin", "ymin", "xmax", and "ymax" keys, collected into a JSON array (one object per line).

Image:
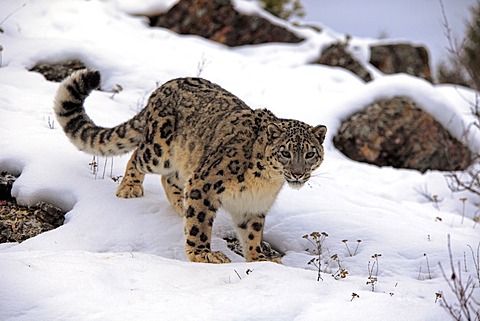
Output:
[
  {"xmin": 0, "ymin": 199, "xmax": 65, "ymax": 243},
  {"xmin": 312, "ymin": 40, "xmax": 372, "ymax": 82},
  {"xmin": 333, "ymin": 97, "xmax": 472, "ymax": 173},
  {"xmin": 0, "ymin": 172, "xmax": 65, "ymax": 243},
  {"xmin": 370, "ymin": 44, "xmax": 432, "ymax": 81},
  {"xmin": 0, "ymin": 171, "xmax": 16, "ymax": 201},
  {"xmin": 34, "ymin": 202, "xmax": 65, "ymax": 226},
  {"xmin": 30, "ymin": 59, "xmax": 86, "ymax": 82},
  {"xmin": 149, "ymin": 0, "xmax": 303, "ymax": 46}
]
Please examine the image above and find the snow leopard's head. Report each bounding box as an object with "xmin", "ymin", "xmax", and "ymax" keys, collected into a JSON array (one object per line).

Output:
[{"xmin": 266, "ymin": 121, "xmax": 327, "ymax": 188}]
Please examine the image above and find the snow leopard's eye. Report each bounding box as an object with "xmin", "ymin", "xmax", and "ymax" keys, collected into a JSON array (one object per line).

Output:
[
  {"xmin": 280, "ymin": 151, "xmax": 291, "ymax": 158},
  {"xmin": 305, "ymin": 151, "xmax": 316, "ymax": 159}
]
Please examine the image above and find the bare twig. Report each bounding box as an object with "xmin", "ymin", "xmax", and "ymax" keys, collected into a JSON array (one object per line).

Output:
[
  {"xmin": 439, "ymin": 0, "xmax": 479, "ymax": 90},
  {"xmin": 367, "ymin": 254, "xmax": 382, "ymax": 292},
  {"xmin": 304, "ymin": 231, "xmax": 329, "ymax": 281},
  {"xmin": 415, "ymin": 185, "xmax": 442, "ymax": 210},
  {"xmin": 234, "ymin": 269, "xmax": 242, "ymax": 280},
  {"xmin": 0, "ymin": 3, "xmax": 26, "ymax": 26},
  {"xmin": 196, "ymin": 53, "xmax": 210, "ymax": 77},
  {"xmin": 438, "ymin": 235, "xmax": 480, "ymax": 321},
  {"xmin": 426, "ymin": 254, "xmax": 433, "ymax": 279},
  {"xmin": 446, "ymin": 170, "xmax": 480, "ymax": 198},
  {"xmin": 467, "ymin": 242, "xmax": 480, "ymax": 287}
]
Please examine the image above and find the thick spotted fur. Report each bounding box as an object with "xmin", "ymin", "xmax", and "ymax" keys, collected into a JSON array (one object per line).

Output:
[{"xmin": 54, "ymin": 69, "xmax": 327, "ymax": 264}]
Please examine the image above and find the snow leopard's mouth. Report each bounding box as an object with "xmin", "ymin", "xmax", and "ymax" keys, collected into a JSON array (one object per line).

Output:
[
  {"xmin": 287, "ymin": 180, "xmax": 305, "ymax": 189},
  {"xmin": 285, "ymin": 173, "xmax": 308, "ymax": 189}
]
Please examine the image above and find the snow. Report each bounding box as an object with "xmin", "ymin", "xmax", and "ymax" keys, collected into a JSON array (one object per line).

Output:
[{"xmin": 0, "ymin": 0, "xmax": 479, "ymax": 320}]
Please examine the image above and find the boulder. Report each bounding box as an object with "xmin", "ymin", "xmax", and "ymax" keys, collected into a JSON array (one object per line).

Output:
[
  {"xmin": 333, "ymin": 97, "xmax": 472, "ymax": 172},
  {"xmin": 370, "ymin": 44, "xmax": 432, "ymax": 81},
  {"xmin": 313, "ymin": 41, "xmax": 372, "ymax": 82},
  {"xmin": 0, "ymin": 171, "xmax": 15, "ymax": 201},
  {"xmin": 149, "ymin": 0, "xmax": 303, "ymax": 46},
  {"xmin": 30, "ymin": 59, "xmax": 86, "ymax": 82},
  {"xmin": 0, "ymin": 172, "xmax": 65, "ymax": 243}
]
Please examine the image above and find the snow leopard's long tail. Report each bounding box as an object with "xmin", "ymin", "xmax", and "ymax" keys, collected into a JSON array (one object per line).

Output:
[{"xmin": 54, "ymin": 69, "xmax": 145, "ymax": 156}]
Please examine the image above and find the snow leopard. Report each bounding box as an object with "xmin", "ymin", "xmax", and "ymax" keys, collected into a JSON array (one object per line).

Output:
[{"xmin": 54, "ymin": 69, "xmax": 327, "ymax": 263}]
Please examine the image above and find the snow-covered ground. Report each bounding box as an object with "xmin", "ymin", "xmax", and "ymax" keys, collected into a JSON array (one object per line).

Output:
[{"xmin": 0, "ymin": 0, "xmax": 479, "ymax": 320}]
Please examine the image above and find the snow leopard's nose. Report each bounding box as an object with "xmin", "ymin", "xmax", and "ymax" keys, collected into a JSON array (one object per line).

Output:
[{"xmin": 292, "ymin": 173, "xmax": 304, "ymax": 180}]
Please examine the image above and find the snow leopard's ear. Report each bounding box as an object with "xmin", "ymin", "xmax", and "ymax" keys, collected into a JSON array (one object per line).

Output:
[
  {"xmin": 313, "ymin": 125, "xmax": 327, "ymax": 144},
  {"xmin": 267, "ymin": 123, "xmax": 283, "ymax": 142}
]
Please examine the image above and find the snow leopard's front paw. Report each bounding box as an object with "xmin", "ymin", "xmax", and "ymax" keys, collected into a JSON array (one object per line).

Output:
[
  {"xmin": 187, "ymin": 250, "xmax": 231, "ymax": 264},
  {"xmin": 116, "ymin": 183, "xmax": 144, "ymax": 198},
  {"xmin": 254, "ymin": 256, "xmax": 283, "ymax": 264}
]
